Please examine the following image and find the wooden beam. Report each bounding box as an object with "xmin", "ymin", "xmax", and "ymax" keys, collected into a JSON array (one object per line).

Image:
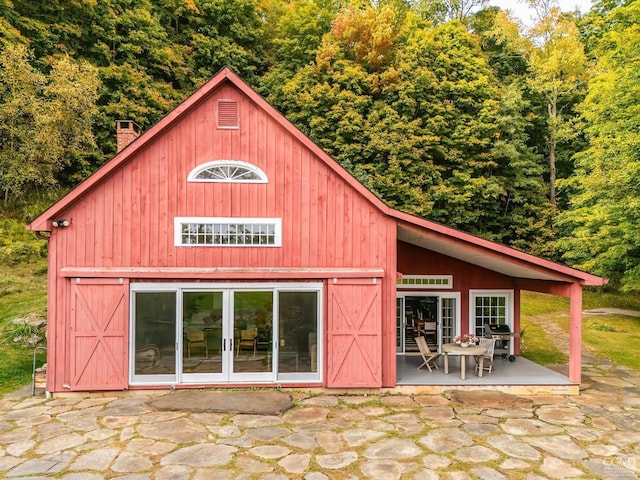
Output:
[
  {"xmin": 568, "ymin": 283, "xmax": 583, "ymax": 384},
  {"xmin": 60, "ymin": 266, "xmax": 385, "ymax": 279}
]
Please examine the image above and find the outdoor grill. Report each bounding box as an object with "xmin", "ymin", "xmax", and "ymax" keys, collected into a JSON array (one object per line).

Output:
[{"xmin": 483, "ymin": 323, "xmax": 519, "ymax": 362}]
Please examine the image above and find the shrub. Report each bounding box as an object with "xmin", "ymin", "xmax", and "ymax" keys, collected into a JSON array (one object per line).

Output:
[
  {"xmin": 2, "ymin": 313, "xmax": 46, "ymax": 346},
  {"xmin": 0, "ymin": 219, "xmax": 47, "ymax": 265}
]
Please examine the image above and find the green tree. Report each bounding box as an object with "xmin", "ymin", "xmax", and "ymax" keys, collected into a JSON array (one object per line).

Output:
[
  {"xmin": 277, "ymin": 5, "xmax": 551, "ymax": 247},
  {"xmin": 2, "ymin": 0, "xmax": 267, "ymax": 161},
  {"xmin": 470, "ymin": 7, "xmax": 555, "ymax": 253},
  {"xmin": 557, "ymin": 1, "xmax": 640, "ymax": 291},
  {"xmin": 396, "ymin": 19, "xmax": 504, "ymax": 229},
  {"xmin": 0, "ymin": 43, "xmax": 99, "ymax": 205},
  {"xmin": 259, "ymin": 0, "xmax": 338, "ymax": 99},
  {"xmin": 526, "ymin": 5, "xmax": 586, "ymax": 205},
  {"xmin": 180, "ymin": 0, "xmax": 266, "ymax": 83},
  {"xmin": 278, "ymin": 5, "xmax": 441, "ymax": 216},
  {"xmin": 413, "ymin": 0, "xmax": 488, "ymax": 23}
]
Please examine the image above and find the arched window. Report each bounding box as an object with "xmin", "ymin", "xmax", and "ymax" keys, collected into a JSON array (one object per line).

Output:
[{"xmin": 188, "ymin": 160, "xmax": 268, "ymax": 183}]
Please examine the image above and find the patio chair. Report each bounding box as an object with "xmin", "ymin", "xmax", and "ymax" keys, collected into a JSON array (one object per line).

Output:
[
  {"xmin": 475, "ymin": 337, "xmax": 496, "ymax": 374},
  {"xmin": 415, "ymin": 336, "xmax": 441, "ymax": 372},
  {"xmin": 236, "ymin": 329, "xmax": 258, "ymax": 358},
  {"xmin": 186, "ymin": 330, "xmax": 208, "ymax": 358}
]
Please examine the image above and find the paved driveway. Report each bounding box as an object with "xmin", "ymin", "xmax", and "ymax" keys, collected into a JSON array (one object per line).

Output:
[{"xmin": 1, "ymin": 361, "xmax": 639, "ymax": 479}]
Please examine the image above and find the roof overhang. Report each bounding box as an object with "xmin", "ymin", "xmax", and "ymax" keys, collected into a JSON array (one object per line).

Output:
[{"xmin": 394, "ymin": 212, "xmax": 607, "ymax": 286}]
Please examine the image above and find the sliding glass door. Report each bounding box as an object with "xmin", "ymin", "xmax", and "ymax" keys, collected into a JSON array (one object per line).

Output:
[
  {"xmin": 130, "ymin": 283, "xmax": 322, "ymax": 385},
  {"xmin": 230, "ymin": 290, "xmax": 274, "ymax": 381},
  {"xmin": 181, "ymin": 290, "xmax": 226, "ymax": 382},
  {"xmin": 132, "ymin": 291, "xmax": 177, "ymax": 383}
]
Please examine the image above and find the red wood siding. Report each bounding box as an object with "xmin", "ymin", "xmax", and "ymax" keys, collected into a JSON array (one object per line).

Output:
[
  {"xmin": 68, "ymin": 278, "xmax": 129, "ymax": 391},
  {"xmin": 58, "ymin": 84, "xmax": 392, "ymax": 272},
  {"xmin": 397, "ymin": 241, "xmax": 520, "ymax": 334},
  {"xmin": 45, "ymin": 81, "xmax": 398, "ymax": 391},
  {"xmin": 326, "ymin": 279, "xmax": 383, "ymax": 388}
]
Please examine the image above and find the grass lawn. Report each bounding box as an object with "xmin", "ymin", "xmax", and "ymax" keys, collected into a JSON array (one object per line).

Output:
[
  {"xmin": 0, "ymin": 217, "xmax": 48, "ymax": 395},
  {"xmin": 521, "ymin": 290, "xmax": 640, "ymax": 370},
  {"xmin": 0, "ymin": 262, "xmax": 47, "ymax": 395},
  {"xmin": 583, "ymin": 315, "xmax": 640, "ymax": 368}
]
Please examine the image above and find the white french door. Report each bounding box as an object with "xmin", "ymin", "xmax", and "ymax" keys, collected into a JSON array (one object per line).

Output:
[
  {"xmin": 130, "ymin": 283, "xmax": 322, "ymax": 386},
  {"xmin": 181, "ymin": 289, "xmax": 275, "ymax": 384},
  {"xmin": 396, "ymin": 293, "xmax": 460, "ymax": 353}
]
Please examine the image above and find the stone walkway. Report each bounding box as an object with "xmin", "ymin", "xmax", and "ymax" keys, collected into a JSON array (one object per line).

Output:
[{"xmin": 1, "ymin": 362, "xmax": 640, "ymax": 480}]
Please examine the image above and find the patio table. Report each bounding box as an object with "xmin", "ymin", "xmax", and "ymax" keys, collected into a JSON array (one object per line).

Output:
[{"xmin": 442, "ymin": 343, "xmax": 487, "ymax": 380}]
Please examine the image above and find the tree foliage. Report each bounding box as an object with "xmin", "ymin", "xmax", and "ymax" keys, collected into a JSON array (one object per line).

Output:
[
  {"xmin": 527, "ymin": 6, "xmax": 586, "ymax": 205},
  {"xmin": 272, "ymin": 5, "xmax": 552, "ymax": 248},
  {"xmin": 0, "ymin": 43, "xmax": 99, "ymax": 205},
  {"xmin": 0, "ymin": 0, "xmax": 636, "ymax": 285},
  {"xmin": 557, "ymin": 1, "xmax": 640, "ymax": 291}
]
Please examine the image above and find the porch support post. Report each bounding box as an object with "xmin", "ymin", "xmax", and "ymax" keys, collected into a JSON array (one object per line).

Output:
[{"xmin": 568, "ymin": 282, "xmax": 583, "ymax": 384}]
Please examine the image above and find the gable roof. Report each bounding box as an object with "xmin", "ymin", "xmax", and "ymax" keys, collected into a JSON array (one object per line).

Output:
[
  {"xmin": 27, "ymin": 67, "xmax": 390, "ymax": 233},
  {"xmin": 27, "ymin": 67, "xmax": 606, "ymax": 287}
]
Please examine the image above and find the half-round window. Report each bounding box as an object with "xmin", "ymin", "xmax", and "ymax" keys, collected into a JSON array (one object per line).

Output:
[{"xmin": 188, "ymin": 160, "xmax": 268, "ymax": 183}]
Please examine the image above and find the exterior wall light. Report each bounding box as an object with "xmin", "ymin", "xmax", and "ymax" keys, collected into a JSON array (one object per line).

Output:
[{"xmin": 52, "ymin": 219, "xmax": 70, "ymax": 228}]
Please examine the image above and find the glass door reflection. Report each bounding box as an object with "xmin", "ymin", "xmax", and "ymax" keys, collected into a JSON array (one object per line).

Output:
[
  {"xmin": 182, "ymin": 291, "xmax": 224, "ymax": 374},
  {"xmin": 232, "ymin": 291, "xmax": 273, "ymax": 375}
]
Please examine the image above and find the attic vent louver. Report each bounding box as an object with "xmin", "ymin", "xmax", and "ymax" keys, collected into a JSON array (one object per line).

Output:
[{"xmin": 217, "ymin": 100, "xmax": 239, "ymax": 129}]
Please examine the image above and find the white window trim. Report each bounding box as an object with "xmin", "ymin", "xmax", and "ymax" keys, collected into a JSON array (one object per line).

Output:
[
  {"xmin": 395, "ymin": 292, "xmax": 460, "ymax": 350},
  {"xmin": 174, "ymin": 217, "xmax": 282, "ymax": 247},
  {"xmin": 397, "ymin": 275, "xmax": 453, "ymax": 289},
  {"xmin": 188, "ymin": 160, "xmax": 268, "ymax": 183},
  {"xmin": 469, "ymin": 289, "xmax": 514, "ymax": 329},
  {"xmin": 129, "ymin": 282, "xmax": 323, "ymax": 386}
]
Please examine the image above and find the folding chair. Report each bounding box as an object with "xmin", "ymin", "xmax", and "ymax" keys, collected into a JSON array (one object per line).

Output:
[{"xmin": 415, "ymin": 336, "xmax": 441, "ymax": 372}]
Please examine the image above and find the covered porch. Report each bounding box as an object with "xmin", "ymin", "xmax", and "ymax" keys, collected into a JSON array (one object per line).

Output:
[
  {"xmin": 396, "ymin": 353, "xmax": 577, "ymax": 395},
  {"xmin": 393, "ymin": 210, "xmax": 608, "ymax": 387}
]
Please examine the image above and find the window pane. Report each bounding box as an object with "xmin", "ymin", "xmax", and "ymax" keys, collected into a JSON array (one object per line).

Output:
[
  {"xmin": 134, "ymin": 292, "xmax": 176, "ymax": 375},
  {"xmin": 182, "ymin": 292, "xmax": 223, "ymax": 374},
  {"xmin": 178, "ymin": 220, "xmax": 280, "ymax": 246},
  {"xmin": 278, "ymin": 292, "xmax": 318, "ymax": 374},
  {"xmin": 474, "ymin": 295, "xmax": 508, "ymax": 334},
  {"xmin": 234, "ymin": 291, "xmax": 273, "ymax": 373}
]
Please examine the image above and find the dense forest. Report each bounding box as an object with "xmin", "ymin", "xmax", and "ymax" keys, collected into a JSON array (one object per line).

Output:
[{"xmin": 0, "ymin": 0, "xmax": 638, "ymax": 291}]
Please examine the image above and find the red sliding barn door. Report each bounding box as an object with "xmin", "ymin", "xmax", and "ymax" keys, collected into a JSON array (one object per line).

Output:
[
  {"xmin": 326, "ymin": 279, "xmax": 382, "ymax": 388},
  {"xmin": 68, "ymin": 278, "xmax": 129, "ymax": 391}
]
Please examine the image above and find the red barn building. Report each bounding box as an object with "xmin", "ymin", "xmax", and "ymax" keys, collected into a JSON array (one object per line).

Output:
[{"xmin": 28, "ymin": 69, "xmax": 605, "ymax": 395}]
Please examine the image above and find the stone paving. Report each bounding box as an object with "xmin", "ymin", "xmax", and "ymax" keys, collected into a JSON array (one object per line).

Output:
[{"xmin": 1, "ymin": 362, "xmax": 640, "ymax": 479}]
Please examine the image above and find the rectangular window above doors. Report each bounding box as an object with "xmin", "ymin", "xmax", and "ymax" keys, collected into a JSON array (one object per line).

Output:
[{"xmin": 174, "ymin": 217, "xmax": 282, "ymax": 247}]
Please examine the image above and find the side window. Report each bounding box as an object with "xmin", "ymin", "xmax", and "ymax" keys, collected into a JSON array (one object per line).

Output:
[{"xmin": 470, "ymin": 290, "xmax": 513, "ymax": 337}]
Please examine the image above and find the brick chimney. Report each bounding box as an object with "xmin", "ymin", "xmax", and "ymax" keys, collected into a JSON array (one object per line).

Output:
[{"xmin": 116, "ymin": 120, "xmax": 140, "ymax": 152}]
